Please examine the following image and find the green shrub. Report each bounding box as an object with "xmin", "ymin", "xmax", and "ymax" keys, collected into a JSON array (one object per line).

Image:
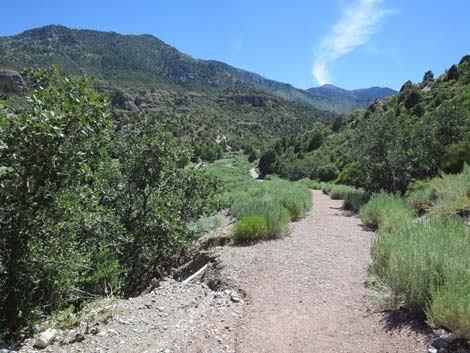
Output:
[
  {"xmin": 405, "ymin": 165, "xmax": 470, "ymax": 219},
  {"xmin": 328, "ymin": 185, "xmax": 357, "ymax": 200},
  {"xmin": 428, "ymin": 279, "xmax": 470, "ymax": 339},
  {"xmin": 371, "ymin": 218, "xmax": 470, "ymax": 319},
  {"xmin": 335, "ymin": 162, "xmax": 367, "ymax": 188},
  {"xmin": 258, "ymin": 149, "xmax": 278, "ymax": 177},
  {"xmin": 342, "ymin": 189, "xmax": 370, "ymax": 212},
  {"xmin": 429, "ymin": 164, "xmax": 470, "ymax": 218},
  {"xmin": 440, "ymin": 141, "xmax": 470, "ymax": 174},
  {"xmin": 233, "ymin": 216, "xmax": 269, "ymax": 242},
  {"xmin": 188, "ymin": 214, "xmax": 226, "ymax": 236},
  {"xmin": 297, "ymin": 178, "xmax": 323, "ymax": 190},
  {"xmin": 321, "ymin": 183, "xmax": 335, "ymax": 195},
  {"xmin": 405, "ymin": 180, "xmax": 436, "ymax": 214},
  {"xmin": 359, "ymin": 193, "xmax": 415, "ymax": 231},
  {"xmin": 231, "ymin": 179, "xmax": 312, "ymax": 239}
]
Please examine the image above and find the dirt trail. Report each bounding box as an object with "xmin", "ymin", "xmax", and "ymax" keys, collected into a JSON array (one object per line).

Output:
[
  {"xmin": 18, "ymin": 191, "xmax": 431, "ymax": 353},
  {"xmin": 186, "ymin": 190, "xmax": 430, "ymax": 353}
]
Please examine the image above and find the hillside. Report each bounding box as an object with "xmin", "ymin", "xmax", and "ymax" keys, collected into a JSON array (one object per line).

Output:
[
  {"xmin": 0, "ymin": 25, "xmax": 395, "ymax": 114},
  {"xmin": 264, "ymin": 56, "xmax": 470, "ymax": 192}
]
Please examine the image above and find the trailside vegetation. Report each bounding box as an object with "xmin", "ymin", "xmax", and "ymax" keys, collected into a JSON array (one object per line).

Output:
[
  {"xmin": 0, "ymin": 67, "xmax": 218, "ymax": 337},
  {"xmin": 262, "ymin": 57, "xmax": 470, "ymax": 193}
]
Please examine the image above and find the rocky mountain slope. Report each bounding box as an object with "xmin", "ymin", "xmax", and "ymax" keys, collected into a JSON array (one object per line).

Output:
[{"xmin": 0, "ymin": 25, "xmax": 396, "ymax": 114}]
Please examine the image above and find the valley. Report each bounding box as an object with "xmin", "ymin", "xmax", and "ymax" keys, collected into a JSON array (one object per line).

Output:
[{"xmin": 0, "ymin": 22, "xmax": 469, "ymax": 353}]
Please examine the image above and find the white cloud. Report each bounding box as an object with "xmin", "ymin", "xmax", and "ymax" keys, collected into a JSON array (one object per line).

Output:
[{"xmin": 312, "ymin": 0, "xmax": 395, "ymax": 85}]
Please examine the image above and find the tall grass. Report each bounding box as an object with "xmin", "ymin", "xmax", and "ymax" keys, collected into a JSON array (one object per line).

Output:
[
  {"xmin": 370, "ymin": 218, "xmax": 470, "ymax": 337},
  {"xmin": 359, "ymin": 193, "xmax": 415, "ymax": 231},
  {"xmin": 231, "ymin": 179, "xmax": 312, "ymax": 240},
  {"xmin": 406, "ymin": 164, "xmax": 470, "ymax": 218},
  {"xmin": 363, "ymin": 167, "xmax": 470, "ymax": 338},
  {"xmin": 297, "ymin": 178, "xmax": 323, "ymax": 190},
  {"xmin": 342, "ymin": 188, "xmax": 370, "ymax": 212}
]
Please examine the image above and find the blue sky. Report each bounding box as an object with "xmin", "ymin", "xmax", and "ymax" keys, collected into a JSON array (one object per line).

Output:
[{"xmin": 1, "ymin": 0, "xmax": 469, "ymax": 90}]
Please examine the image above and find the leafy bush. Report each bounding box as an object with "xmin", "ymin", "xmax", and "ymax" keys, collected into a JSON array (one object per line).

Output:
[
  {"xmin": 335, "ymin": 162, "xmax": 367, "ymax": 188},
  {"xmin": 440, "ymin": 141, "xmax": 470, "ymax": 174},
  {"xmin": 0, "ymin": 68, "xmax": 219, "ymax": 336},
  {"xmin": 406, "ymin": 165, "xmax": 470, "ymax": 218},
  {"xmin": 188, "ymin": 214, "xmax": 226, "ymax": 236},
  {"xmin": 193, "ymin": 142, "xmax": 224, "ymax": 162},
  {"xmin": 258, "ymin": 149, "xmax": 278, "ymax": 177},
  {"xmin": 233, "ymin": 216, "xmax": 269, "ymax": 242}
]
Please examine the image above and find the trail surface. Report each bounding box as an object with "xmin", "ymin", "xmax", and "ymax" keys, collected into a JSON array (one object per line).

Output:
[
  {"xmin": 19, "ymin": 191, "xmax": 431, "ymax": 353},
  {"xmin": 185, "ymin": 190, "xmax": 430, "ymax": 352}
]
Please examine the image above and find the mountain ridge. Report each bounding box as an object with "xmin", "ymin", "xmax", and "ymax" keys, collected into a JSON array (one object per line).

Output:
[{"xmin": 0, "ymin": 25, "xmax": 396, "ymax": 114}]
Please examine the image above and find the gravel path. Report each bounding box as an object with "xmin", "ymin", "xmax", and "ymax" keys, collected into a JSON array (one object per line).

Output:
[
  {"xmin": 18, "ymin": 190, "xmax": 431, "ymax": 353},
  {"xmin": 186, "ymin": 190, "xmax": 430, "ymax": 352}
]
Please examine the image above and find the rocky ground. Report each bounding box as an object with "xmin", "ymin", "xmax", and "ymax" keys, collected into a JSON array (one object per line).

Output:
[{"xmin": 10, "ymin": 190, "xmax": 467, "ymax": 353}]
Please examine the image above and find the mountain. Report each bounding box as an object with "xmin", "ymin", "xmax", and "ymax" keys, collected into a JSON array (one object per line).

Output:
[
  {"xmin": 0, "ymin": 25, "xmax": 396, "ymax": 114},
  {"xmin": 304, "ymin": 84, "xmax": 397, "ymax": 113}
]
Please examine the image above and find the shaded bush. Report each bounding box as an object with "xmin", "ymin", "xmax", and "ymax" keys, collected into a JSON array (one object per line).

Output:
[
  {"xmin": 258, "ymin": 149, "xmax": 278, "ymax": 177},
  {"xmin": 335, "ymin": 162, "xmax": 367, "ymax": 188},
  {"xmin": 441, "ymin": 141, "xmax": 470, "ymax": 174},
  {"xmin": 342, "ymin": 189, "xmax": 370, "ymax": 212}
]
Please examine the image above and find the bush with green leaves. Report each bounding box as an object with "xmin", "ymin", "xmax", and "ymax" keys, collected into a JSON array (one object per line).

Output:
[
  {"xmin": 0, "ymin": 67, "xmax": 113, "ymax": 335},
  {"xmin": 405, "ymin": 165, "xmax": 470, "ymax": 218},
  {"xmin": 233, "ymin": 216, "xmax": 269, "ymax": 242},
  {"xmin": 258, "ymin": 149, "xmax": 278, "ymax": 177},
  {"xmin": 0, "ymin": 67, "xmax": 219, "ymax": 337},
  {"xmin": 335, "ymin": 162, "xmax": 367, "ymax": 188}
]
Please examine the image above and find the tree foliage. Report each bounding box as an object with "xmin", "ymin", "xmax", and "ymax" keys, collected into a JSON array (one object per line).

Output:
[{"xmin": 0, "ymin": 67, "xmax": 218, "ymax": 336}]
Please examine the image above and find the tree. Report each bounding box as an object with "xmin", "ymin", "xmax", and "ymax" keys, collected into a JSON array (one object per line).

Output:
[
  {"xmin": 423, "ymin": 70, "xmax": 434, "ymax": 82},
  {"xmin": 105, "ymin": 123, "xmax": 218, "ymax": 295},
  {"xmin": 400, "ymin": 80, "xmax": 413, "ymax": 92},
  {"xmin": 459, "ymin": 55, "xmax": 470, "ymax": 66},
  {"xmin": 258, "ymin": 150, "xmax": 278, "ymax": 177},
  {"xmin": 446, "ymin": 64, "xmax": 459, "ymax": 81},
  {"xmin": 0, "ymin": 67, "xmax": 112, "ymax": 335}
]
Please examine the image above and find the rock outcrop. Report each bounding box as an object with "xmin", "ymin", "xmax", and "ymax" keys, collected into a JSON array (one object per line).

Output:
[{"xmin": 0, "ymin": 70, "xmax": 26, "ymax": 93}]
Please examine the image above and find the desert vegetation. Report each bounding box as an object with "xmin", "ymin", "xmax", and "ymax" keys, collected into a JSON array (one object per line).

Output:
[
  {"xmin": 0, "ymin": 67, "xmax": 219, "ymax": 337},
  {"xmin": 316, "ymin": 164, "xmax": 470, "ymax": 339}
]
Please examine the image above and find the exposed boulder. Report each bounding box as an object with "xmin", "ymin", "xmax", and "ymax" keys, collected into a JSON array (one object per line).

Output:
[
  {"xmin": 0, "ymin": 70, "xmax": 26, "ymax": 93},
  {"xmin": 93, "ymin": 85, "xmax": 136, "ymax": 110}
]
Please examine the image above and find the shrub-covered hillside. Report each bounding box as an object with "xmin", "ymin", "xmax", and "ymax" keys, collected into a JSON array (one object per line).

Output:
[{"xmin": 262, "ymin": 56, "xmax": 470, "ymax": 192}]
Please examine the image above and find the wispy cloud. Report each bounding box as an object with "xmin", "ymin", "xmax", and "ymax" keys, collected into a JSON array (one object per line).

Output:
[{"xmin": 312, "ymin": 0, "xmax": 395, "ymax": 85}]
